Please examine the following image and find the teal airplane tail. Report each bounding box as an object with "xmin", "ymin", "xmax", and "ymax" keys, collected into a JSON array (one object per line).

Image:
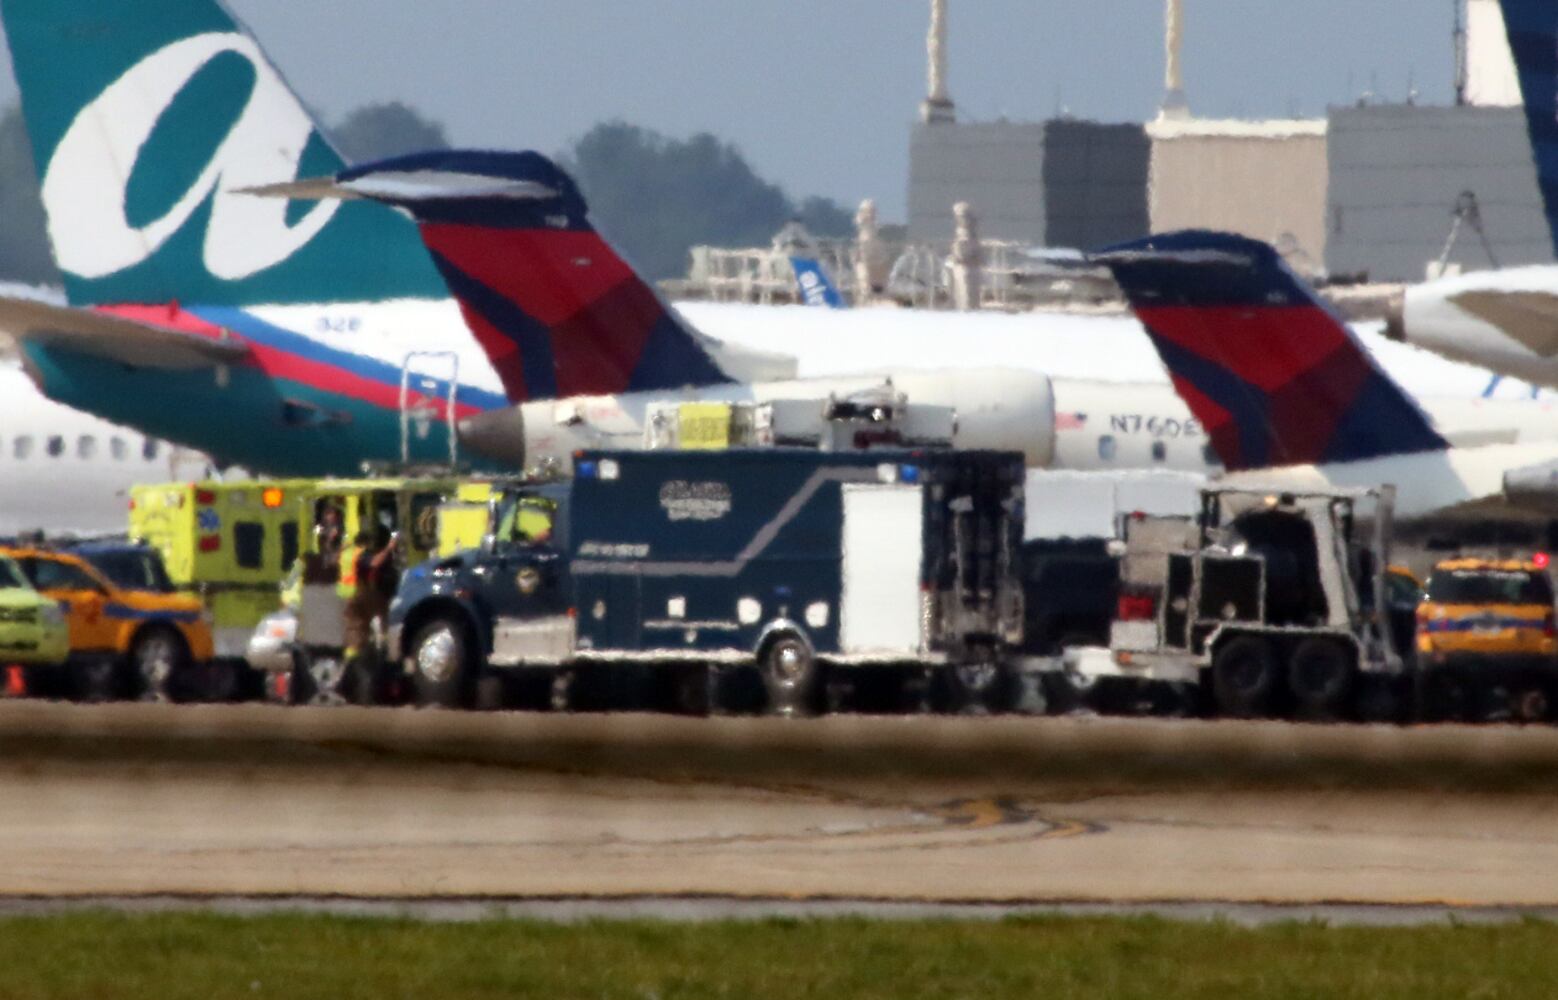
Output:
[{"xmin": 0, "ymin": 0, "xmax": 446, "ymax": 307}]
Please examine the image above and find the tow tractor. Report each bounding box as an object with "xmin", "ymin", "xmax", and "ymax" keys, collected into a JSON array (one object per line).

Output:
[{"xmin": 1061, "ymin": 485, "xmax": 1405, "ymax": 719}]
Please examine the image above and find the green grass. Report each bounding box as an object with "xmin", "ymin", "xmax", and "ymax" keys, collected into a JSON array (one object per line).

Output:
[{"xmin": 0, "ymin": 912, "xmax": 1555, "ymax": 999}]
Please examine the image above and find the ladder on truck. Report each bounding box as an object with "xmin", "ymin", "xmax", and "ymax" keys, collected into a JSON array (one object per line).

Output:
[{"xmin": 399, "ymin": 351, "xmax": 461, "ymax": 470}]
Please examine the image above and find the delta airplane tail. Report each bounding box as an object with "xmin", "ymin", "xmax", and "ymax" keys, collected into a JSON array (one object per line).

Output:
[
  {"xmin": 0, "ymin": 0, "xmax": 445, "ymax": 307},
  {"xmin": 1502, "ymin": 0, "xmax": 1558, "ymax": 253},
  {"xmin": 1097, "ymin": 231, "xmax": 1449, "ymax": 472},
  {"xmin": 249, "ymin": 150, "xmax": 747, "ymax": 402}
]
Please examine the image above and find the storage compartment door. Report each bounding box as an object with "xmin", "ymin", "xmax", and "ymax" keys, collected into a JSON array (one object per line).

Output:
[{"xmin": 841, "ymin": 484, "xmax": 924, "ymax": 655}]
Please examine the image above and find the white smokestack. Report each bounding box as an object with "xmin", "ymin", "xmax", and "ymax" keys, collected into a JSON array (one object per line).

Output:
[
  {"xmin": 1161, "ymin": 0, "xmax": 1189, "ymax": 119},
  {"xmin": 922, "ymin": 0, "xmax": 955, "ymax": 123}
]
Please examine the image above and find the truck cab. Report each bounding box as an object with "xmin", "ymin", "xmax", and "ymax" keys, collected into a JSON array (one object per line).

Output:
[{"xmin": 387, "ymin": 481, "xmax": 572, "ymax": 708}]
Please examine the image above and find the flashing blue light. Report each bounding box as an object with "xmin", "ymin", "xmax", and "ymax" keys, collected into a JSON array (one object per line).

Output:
[
  {"xmin": 900, "ymin": 465, "xmax": 921, "ymax": 484},
  {"xmin": 577, "ymin": 460, "xmax": 599, "ymax": 479}
]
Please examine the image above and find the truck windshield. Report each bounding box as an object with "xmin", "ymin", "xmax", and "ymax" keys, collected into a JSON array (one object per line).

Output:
[
  {"xmin": 1427, "ymin": 570, "xmax": 1554, "ymax": 606},
  {"xmin": 0, "ymin": 557, "xmax": 27, "ymax": 590},
  {"xmin": 493, "ymin": 493, "xmax": 556, "ymax": 546},
  {"xmin": 78, "ymin": 549, "xmax": 175, "ymax": 594}
]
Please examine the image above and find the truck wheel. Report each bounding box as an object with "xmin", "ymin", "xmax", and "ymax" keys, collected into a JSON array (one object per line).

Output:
[
  {"xmin": 947, "ymin": 660, "xmax": 1006, "ymax": 715},
  {"xmin": 1211, "ymin": 636, "xmax": 1278, "ymax": 718},
  {"xmin": 1043, "ymin": 668, "xmax": 1097, "ymax": 716},
  {"xmin": 410, "ymin": 619, "xmax": 472, "ymax": 709},
  {"xmin": 298, "ymin": 651, "xmax": 348, "ymax": 707},
  {"xmin": 1514, "ymin": 684, "xmax": 1552, "ymax": 724},
  {"xmin": 131, "ymin": 627, "xmax": 188, "ymax": 703},
  {"xmin": 759, "ymin": 632, "xmax": 816, "ymax": 717},
  {"xmin": 1287, "ymin": 638, "xmax": 1354, "ymax": 719}
]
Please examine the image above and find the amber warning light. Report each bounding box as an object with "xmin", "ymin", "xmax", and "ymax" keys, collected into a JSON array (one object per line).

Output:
[{"xmin": 262, "ymin": 488, "xmax": 285, "ymax": 509}]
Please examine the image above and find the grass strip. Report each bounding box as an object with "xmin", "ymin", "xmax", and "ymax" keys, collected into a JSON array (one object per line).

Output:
[{"xmin": 0, "ymin": 911, "xmax": 1556, "ymax": 999}]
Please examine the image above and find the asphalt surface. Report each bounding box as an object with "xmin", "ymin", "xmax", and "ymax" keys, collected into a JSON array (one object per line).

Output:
[{"xmin": 3, "ymin": 703, "xmax": 1558, "ymax": 909}]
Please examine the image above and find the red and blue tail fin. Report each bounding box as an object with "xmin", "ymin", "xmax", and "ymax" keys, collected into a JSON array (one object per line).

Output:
[
  {"xmin": 326, "ymin": 150, "xmax": 735, "ymax": 403},
  {"xmin": 1096, "ymin": 231, "xmax": 1447, "ymax": 471}
]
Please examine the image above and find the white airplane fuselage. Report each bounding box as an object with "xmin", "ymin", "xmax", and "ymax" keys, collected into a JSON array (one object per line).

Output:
[{"xmin": 0, "ymin": 364, "xmax": 214, "ymax": 535}]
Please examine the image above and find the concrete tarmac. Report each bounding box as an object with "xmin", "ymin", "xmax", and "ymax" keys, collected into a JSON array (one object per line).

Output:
[{"xmin": 3, "ymin": 703, "xmax": 1558, "ymax": 907}]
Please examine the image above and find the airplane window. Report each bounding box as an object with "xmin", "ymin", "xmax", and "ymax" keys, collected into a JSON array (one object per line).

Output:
[
  {"xmin": 110, "ymin": 437, "xmax": 128, "ymax": 461},
  {"xmin": 1151, "ymin": 441, "xmax": 1168, "ymax": 463},
  {"xmin": 78, "ymin": 435, "xmax": 96, "ymax": 460},
  {"xmin": 1097, "ymin": 435, "xmax": 1118, "ymax": 462},
  {"xmin": 143, "ymin": 439, "xmax": 160, "ymax": 461},
  {"xmin": 46, "ymin": 435, "xmax": 64, "ymax": 459},
  {"xmin": 12, "ymin": 437, "xmax": 30, "ymax": 460}
]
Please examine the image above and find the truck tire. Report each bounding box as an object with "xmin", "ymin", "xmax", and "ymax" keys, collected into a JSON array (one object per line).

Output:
[
  {"xmin": 296, "ymin": 650, "xmax": 348, "ymax": 707},
  {"xmin": 1286, "ymin": 638, "xmax": 1354, "ymax": 719},
  {"xmin": 131, "ymin": 627, "xmax": 187, "ymax": 703},
  {"xmin": 1211, "ymin": 636, "xmax": 1278, "ymax": 718},
  {"xmin": 947, "ymin": 660, "xmax": 1008, "ymax": 715},
  {"xmin": 1514, "ymin": 683, "xmax": 1552, "ymax": 724},
  {"xmin": 410, "ymin": 618, "xmax": 472, "ymax": 709},
  {"xmin": 759, "ymin": 632, "xmax": 817, "ymax": 717}
]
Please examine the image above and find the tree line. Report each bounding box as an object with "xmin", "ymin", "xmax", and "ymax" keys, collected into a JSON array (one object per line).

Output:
[{"xmin": 0, "ymin": 102, "xmax": 853, "ymax": 287}]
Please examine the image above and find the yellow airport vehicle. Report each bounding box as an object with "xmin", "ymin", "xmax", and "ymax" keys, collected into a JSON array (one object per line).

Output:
[
  {"xmin": 130, "ymin": 480, "xmax": 310, "ymax": 660},
  {"xmin": 0, "ymin": 553, "xmax": 68, "ymax": 684},
  {"xmin": 2, "ymin": 543, "xmax": 213, "ymax": 701},
  {"xmin": 1417, "ymin": 557, "xmax": 1558, "ymax": 721}
]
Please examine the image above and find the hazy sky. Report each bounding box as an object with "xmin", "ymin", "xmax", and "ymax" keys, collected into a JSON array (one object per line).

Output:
[{"xmin": 0, "ymin": 1, "xmax": 1457, "ymax": 219}]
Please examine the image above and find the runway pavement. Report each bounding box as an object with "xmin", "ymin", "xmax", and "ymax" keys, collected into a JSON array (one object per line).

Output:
[{"xmin": 3, "ymin": 702, "xmax": 1558, "ymax": 907}]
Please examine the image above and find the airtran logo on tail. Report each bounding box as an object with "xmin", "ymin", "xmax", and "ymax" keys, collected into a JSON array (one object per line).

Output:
[{"xmin": 40, "ymin": 32, "xmax": 340, "ymax": 282}]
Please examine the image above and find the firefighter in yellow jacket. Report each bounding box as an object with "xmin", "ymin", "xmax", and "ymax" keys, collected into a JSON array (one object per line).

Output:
[{"xmin": 338, "ymin": 529, "xmax": 398, "ymax": 668}]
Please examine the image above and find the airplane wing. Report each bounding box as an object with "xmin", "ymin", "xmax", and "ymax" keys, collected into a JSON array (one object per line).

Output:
[{"xmin": 0, "ymin": 297, "xmax": 249, "ymax": 371}]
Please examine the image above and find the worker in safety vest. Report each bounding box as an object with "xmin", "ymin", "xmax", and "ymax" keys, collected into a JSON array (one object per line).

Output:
[{"xmin": 340, "ymin": 528, "xmax": 398, "ymax": 667}]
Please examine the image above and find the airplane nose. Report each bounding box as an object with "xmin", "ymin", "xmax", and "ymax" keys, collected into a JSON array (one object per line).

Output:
[{"xmin": 1382, "ymin": 288, "xmax": 1407, "ymax": 342}]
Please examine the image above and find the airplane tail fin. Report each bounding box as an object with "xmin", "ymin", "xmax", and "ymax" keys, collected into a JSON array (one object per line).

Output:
[
  {"xmin": 790, "ymin": 257, "xmax": 846, "ymax": 309},
  {"xmin": 257, "ymin": 150, "xmax": 741, "ymax": 403},
  {"xmin": 0, "ymin": 0, "xmax": 445, "ymax": 307},
  {"xmin": 1501, "ymin": 0, "xmax": 1558, "ymax": 254},
  {"xmin": 1095, "ymin": 231, "xmax": 1448, "ymax": 472}
]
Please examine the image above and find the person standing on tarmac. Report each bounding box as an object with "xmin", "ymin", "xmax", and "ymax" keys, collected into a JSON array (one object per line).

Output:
[{"xmin": 338, "ymin": 528, "xmax": 399, "ymax": 676}]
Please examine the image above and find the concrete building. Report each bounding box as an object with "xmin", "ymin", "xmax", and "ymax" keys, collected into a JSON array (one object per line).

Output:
[
  {"xmin": 1147, "ymin": 118, "xmax": 1330, "ymax": 268},
  {"xmin": 1326, "ymin": 104, "xmax": 1551, "ymax": 283},
  {"xmin": 907, "ymin": 120, "xmax": 1150, "ymax": 248},
  {"xmin": 904, "ymin": 0, "xmax": 1147, "ymax": 249}
]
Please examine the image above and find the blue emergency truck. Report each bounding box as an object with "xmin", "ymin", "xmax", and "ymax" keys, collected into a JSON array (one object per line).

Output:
[{"xmin": 386, "ymin": 448, "xmax": 1027, "ymax": 713}]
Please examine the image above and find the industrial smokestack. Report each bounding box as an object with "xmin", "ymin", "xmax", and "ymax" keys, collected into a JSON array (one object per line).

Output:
[
  {"xmin": 922, "ymin": 0, "xmax": 955, "ymax": 123},
  {"xmin": 1160, "ymin": 0, "xmax": 1190, "ymax": 120}
]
